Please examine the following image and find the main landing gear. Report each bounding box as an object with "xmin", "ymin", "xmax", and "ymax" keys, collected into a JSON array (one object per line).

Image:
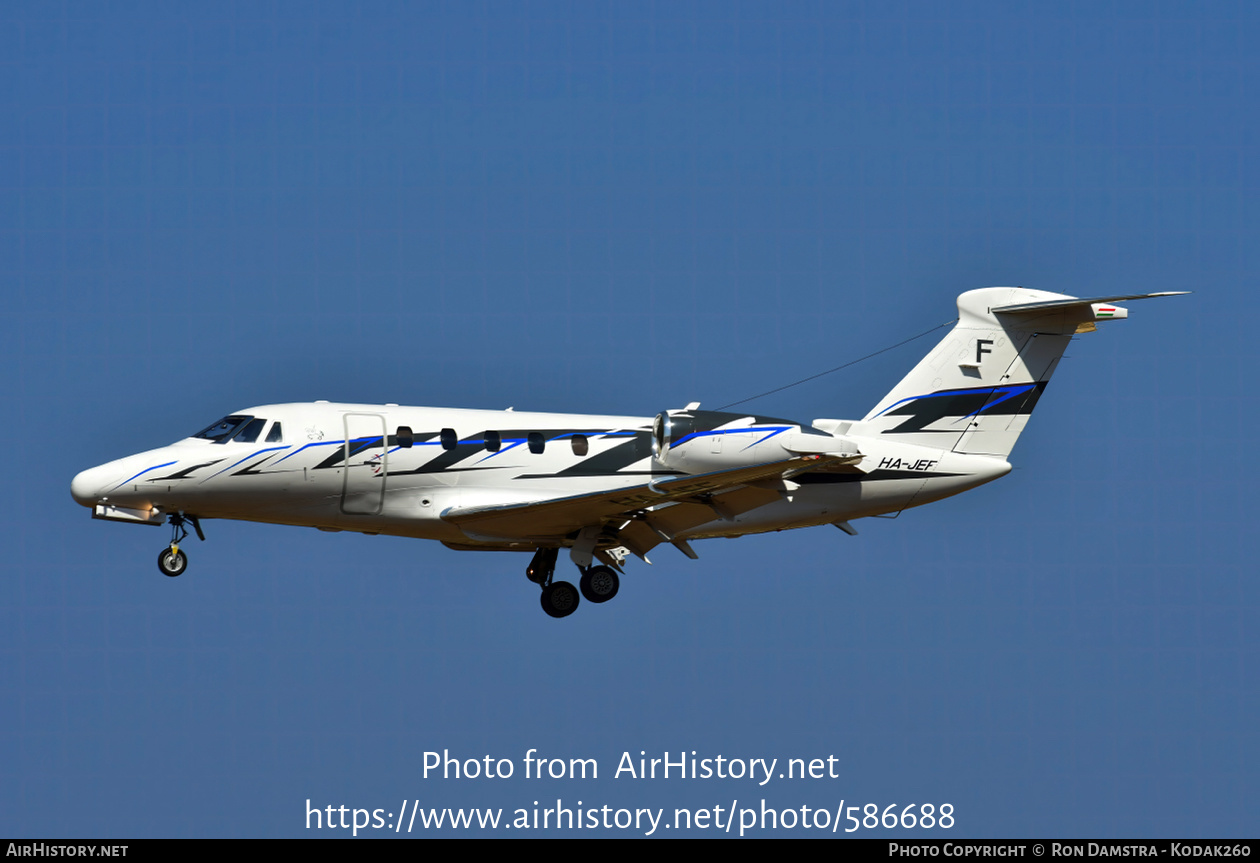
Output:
[
  {"xmin": 580, "ymin": 565, "xmax": 620, "ymax": 604},
  {"xmin": 525, "ymin": 548, "xmax": 621, "ymax": 618},
  {"xmin": 157, "ymin": 513, "xmax": 204, "ymax": 577},
  {"xmin": 540, "ymin": 580, "xmax": 580, "ymax": 618},
  {"xmin": 527, "ymin": 548, "xmax": 577, "ymax": 618}
]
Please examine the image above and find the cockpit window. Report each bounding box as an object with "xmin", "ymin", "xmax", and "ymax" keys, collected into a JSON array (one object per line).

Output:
[
  {"xmin": 193, "ymin": 415, "xmax": 253, "ymax": 443},
  {"xmin": 265, "ymin": 422, "xmax": 284, "ymax": 443},
  {"xmin": 232, "ymin": 417, "xmax": 267, "ymax": 443}
]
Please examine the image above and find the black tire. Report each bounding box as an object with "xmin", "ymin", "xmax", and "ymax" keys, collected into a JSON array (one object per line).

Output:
[
  {"xmin": 580, "ymin": 566, "xmax": 620, "ymax": 603},
  {"xmin": 540, "ymin": 581, "xmax": 580, "ymax": 618},
  {"xmin": 157, "ymin": 548, "xmax": 187, "ymax": 577}
]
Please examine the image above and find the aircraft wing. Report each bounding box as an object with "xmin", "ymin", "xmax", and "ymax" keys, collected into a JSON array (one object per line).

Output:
[{"xmin": 441, "ymin": 454, "xmax": 857, "ymax": 544}]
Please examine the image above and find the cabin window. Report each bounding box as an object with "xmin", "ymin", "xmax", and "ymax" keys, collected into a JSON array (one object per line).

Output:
[
  {"xmin": 193, "ymin": 415, "xmax": 253, "ymax": 443},
  {"xmin": 265, "ymin": 422, "xmax": 284, "ymax": 443},
  {"xmin": 570, "ymin": 434, "xmax": 589, "ymax": 456},
  {"xmin": 440, "ymin": 428, "xmax": 458, "ymax": 450},
  {"xmin": 231, "ymin": 417, "xmax": 267, "ymax": 443},
  {"xmin": 396, "ymin": 426, "xmax": 413, "ymax": 448},
  {"xmin": 527, "ymin": 432, "xmax": 545, "ymax": 454},
  {"xmin": 484, "ymin": 430, "xmax": 501, "ymax": 452}
]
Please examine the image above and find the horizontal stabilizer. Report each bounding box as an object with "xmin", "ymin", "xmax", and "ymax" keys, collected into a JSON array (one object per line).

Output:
[{"xmin": 991, "ymin": 291, "xmax": 1189, "ymax": 314}]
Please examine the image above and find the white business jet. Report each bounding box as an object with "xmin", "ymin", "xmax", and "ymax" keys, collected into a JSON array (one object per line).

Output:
[{"xmin": 71, "ymin": 287, "xmax": 1185, "ymax": 618}]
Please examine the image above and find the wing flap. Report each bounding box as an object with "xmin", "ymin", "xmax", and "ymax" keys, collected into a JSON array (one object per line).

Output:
[
  {"xmin": 441, "ymin": 454, "xmax": 848, "ymax": 540},
  {"xmin": 637, "ymin": 485, "xmax": 781, "ymax": 534}
]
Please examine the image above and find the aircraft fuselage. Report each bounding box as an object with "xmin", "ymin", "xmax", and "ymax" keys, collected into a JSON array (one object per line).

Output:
[{"xmin": 70, "ymin": 401, "xmax": 1007, "ymax": 548}]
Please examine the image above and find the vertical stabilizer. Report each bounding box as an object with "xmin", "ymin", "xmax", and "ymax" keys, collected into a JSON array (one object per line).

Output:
[{"xmin": 856, "ymin": 287, "xmax": 1180, "ymax": 458}]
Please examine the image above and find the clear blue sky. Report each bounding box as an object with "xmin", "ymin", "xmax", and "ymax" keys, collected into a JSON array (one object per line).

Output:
[{"xmin": 2, "ymin": 1, "xmax": 1255, "ymax": 838}]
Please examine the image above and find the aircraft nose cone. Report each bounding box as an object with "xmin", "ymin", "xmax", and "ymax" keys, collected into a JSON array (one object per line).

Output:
[{"xmin": 70, "ymin": 466, "xmax": 110, "ymax": 507}]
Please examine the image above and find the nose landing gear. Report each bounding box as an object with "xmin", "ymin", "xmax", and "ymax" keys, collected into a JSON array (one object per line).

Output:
[
  {"xmin": 157, "ymin": 513, "xmax": 204, "ymax": 577},
  {"xmin": 157, "ymin": 547, "xmax": 187, "ymax": 577}
]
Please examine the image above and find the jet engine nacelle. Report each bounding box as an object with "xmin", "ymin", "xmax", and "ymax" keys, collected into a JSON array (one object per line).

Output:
[{"xmin": 652, "ymin": 408, "xmax": 861, "ymax": 475}]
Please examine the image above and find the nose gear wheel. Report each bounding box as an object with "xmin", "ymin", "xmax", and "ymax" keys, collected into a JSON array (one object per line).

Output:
[
  {"xmin": 158, "ymin": 547, "xmax": 187, "ymax": 577},
  {"xmin": 156, "ymin": 513, "xmax": 204, "ymax": 577}
]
